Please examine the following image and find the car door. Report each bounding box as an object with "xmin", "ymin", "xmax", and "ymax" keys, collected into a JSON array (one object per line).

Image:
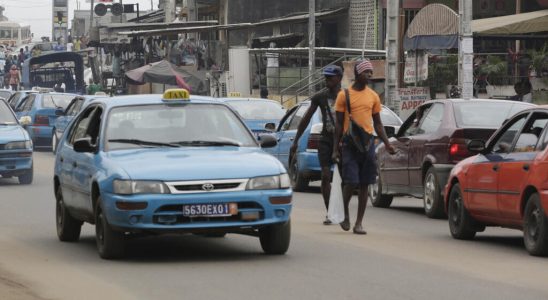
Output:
[
  {"xmin": 56, "ymin": 97, "xmax": 83, "ymax": 136},
  {"xmin": 408, "ymin": 103, "xmax": 444, "ymax": 191},
  {"xmin": 71, "ymin": 106, "xmax": 103, "ymax": 214},
  {"xmin": 262, "ymin": 105, "xmax": 298, "ymax": 158},
  {"xmin": 497, "ymin": 112, "xmax": 548, "ymax": 221},
  {"xmin": 58, "ymin": 106, "xmax": 99, "ymax": 213},
  {"xmin": 277, "ymin": 104, "xmax": 308, "ymax": 168},
  {"xmin": 465, "ymin": 112, "xmax": 529, "ymax": 217}
]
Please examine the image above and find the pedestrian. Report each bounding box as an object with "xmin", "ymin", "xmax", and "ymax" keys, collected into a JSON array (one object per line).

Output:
[
  {"xmin": 332, "ymin": 60, "xmax": 396, "ymax": 235},
  {"xmin": 9, "ymin": 65, "xmax": 20, "ymax": 91},
  {"xmin": 290, "ymin": 65, "xmax": 343, "ymax": 225},
  {"xmin": 54, "ymin": 81, "xmax": 65, "ymax": 93},
  {"xmin": 18, "ymin": 48, "xmax": 25, "ymax": 68},
  {"xmin": 260, "ymin": 87, "xmax": 269, "ymax": 99}
]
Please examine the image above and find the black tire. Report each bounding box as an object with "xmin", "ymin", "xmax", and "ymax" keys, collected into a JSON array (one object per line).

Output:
[
  {"xmin": 52, "ymin": 130, "xmax": 58, "ymax": 154},
  {"xmin": 18, "ymin": 166, "xmax": 33, "ymax": 185},
  {"xmin": 95, "ymin": 198, "xmax": 125, "ymax": 259},
  {"xmin": 423, "ymin": 167, "xmax": 445, "ymax": 219},
  {"xmin": 523, "ymin": 193, "xmax": 548, "ymax": 256},
  {"xmin": 448, "ymin": 183, "xmax": 477, "ymax": 240},
  {"xmin": 370, "ymin": 169, "xmax": 393, "ymax": 208},
  {"xmin": 259, "ymin": 220, "xmax": 291, "ymax": 255},
  {"xmin": 289, "ymin": 159, "xmax": 308, "ymax": 192},
  {"xmin": 55, "ymin": 187, "xmax": 82, "ymax": 242}
]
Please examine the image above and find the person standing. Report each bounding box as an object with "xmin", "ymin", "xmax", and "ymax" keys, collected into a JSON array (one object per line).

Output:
[
  {"xmin": 290, "ymin": 65, "xmax": 343, "ymax": 225},
  {"xmin": 9, "ymin": 65, "xmax": 20, "ymax": 91},
  {"xmin": 332, "ymin": 60, "xmax": 395, "ymax": 235}
]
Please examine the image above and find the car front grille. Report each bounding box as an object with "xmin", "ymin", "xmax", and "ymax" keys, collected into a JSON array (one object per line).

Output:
[{"xmin": 165, "ymin": 179, "xmax": 248, "ymax": 194}]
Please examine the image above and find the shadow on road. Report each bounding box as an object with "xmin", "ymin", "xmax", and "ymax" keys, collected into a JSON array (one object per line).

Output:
[
  {"xmin": 472, "ymin": 235, "xmax": 525, "ymax": 251},
  {"xmin": 386, "ymin": 206, "xmax": 428, "ymax": 217}
]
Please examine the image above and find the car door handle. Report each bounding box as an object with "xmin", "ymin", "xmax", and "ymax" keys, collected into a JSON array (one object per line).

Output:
[
  {"xmin": 72, "ymin": 162, "xmax": 78, "ymax": 168},
  {"xmin": 492, "ymin": 164, "xmax": 499, "ymax": 171},
  {"xmin": 59, "ymin": 157, "xmax": 64, "ymax": 162},
  {"xmin": 289, "ymin": 137, "xmax": 294, "ymax": 141},
  {"xmin": 523, "ymin": 164, "xmax": 530, "ymax": 171}
]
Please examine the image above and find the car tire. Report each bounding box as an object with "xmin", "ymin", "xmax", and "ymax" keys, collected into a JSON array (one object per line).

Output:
[
  {"xmin": 52, "ymin": 130, "xmax": 58, "ymax": 154},
  {"xmin": 423, "ymin": 167, "xmax": 445, "ymax": 219},
  {"xmin": 523, "ymin": 193, "xmax": 548, "ymax": 256},
  {"xmin": 370, "ymin": 170, "xmax": 393, "ymax": 208},
  {"xmin": 259, "ymin": 219, "xmax": 291, "ymax": 255},
  {"xmin": 95, "ymin": 198, "xmax": 125, "ymax": 259},
  {"xmin": 56, "ymin": 187, "xmax": 82, "ymax": 242},
  {"xmin": 289, "ymin": 159, "xmax": 308, "ymax": 192},
  {"xmin": 18, "ymin": 166, "xmax": 33, "ymax": 185},
  {"xmin": 448, "ymin": 183, "xmax": 477, "ymax": 240}
]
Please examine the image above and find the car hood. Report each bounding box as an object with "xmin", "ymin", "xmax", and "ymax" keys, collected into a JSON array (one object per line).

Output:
[
  {"xmin": 0, "ymin": 125, "xmax": 28, "ymax": 143},
  {"xmin": 104, "ymin": 147, "xmax": 286, "ymax": 181}
]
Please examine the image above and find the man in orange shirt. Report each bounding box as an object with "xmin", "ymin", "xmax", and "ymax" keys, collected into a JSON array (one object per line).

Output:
[{"xmin": 332, "ymin": 60, "xmax": 396, "ymax": 234}]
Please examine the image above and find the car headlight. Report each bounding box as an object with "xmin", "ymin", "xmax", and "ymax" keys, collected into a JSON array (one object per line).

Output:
[
  {"xmin": 5, "ymin": 141, "xmax": 32, "ymax": 150},
  {"xmin": 113, "ymin": 180, "xmax": 170, "ymax": 195},
  {"xmin": 246, "ymin": 174, "xmax": 290, "ymax": 190}
]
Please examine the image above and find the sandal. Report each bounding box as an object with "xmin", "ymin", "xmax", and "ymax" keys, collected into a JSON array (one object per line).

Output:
[
  {"xmin": 340, "ymin": 219, "xmax": 350, "ymax": 231},
  {"xmin": 353, "ymin": 225, "xmax": 367, "ymax": 235}
]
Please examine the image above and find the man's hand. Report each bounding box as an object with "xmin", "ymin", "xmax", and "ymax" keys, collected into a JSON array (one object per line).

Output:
[
  {"xmin": 385, "ymin": 143, "xmax": 396, "ymax": 155},
  {"xmin": 331, "ymin": 149, "xmax": 340, "ymax": 163}
]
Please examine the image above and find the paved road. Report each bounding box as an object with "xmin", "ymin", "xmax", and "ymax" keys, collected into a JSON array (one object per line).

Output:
[{"xmin": 1, "ymin": 152, "xmax": 547, "ymax": 300}]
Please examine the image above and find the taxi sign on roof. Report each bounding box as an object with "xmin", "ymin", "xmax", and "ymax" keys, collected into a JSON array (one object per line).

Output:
[
  {"xmin": 163, "ymin": 89, "xmax": 190, "ymax": 101},
  {"xmin": 228, "ymin": 92, "xmax": 241, "ymax": 97}
]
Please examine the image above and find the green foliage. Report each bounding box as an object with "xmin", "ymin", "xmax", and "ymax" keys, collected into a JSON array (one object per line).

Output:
[
  {"xmin": 427, "ymin": 54, "xmax": 458, "ymax": 93},
  {"xmin": 528, "ymin": 43, "xmax": 548, "ymax": 78},
  {"xmin": 477, "ymin": 55, "xmax": 508, "ymax": 85}
]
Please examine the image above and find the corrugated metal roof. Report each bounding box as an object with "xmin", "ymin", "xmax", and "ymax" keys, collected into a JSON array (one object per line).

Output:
[{"xmin": 406, "ymin": 4, "xmax": 458, "ymax": 38}]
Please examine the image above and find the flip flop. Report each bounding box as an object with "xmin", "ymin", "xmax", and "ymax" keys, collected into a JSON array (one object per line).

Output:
[
  {"xmin": 340, "ymin": 219, "xmax": 350, "ymax": 231},
  {"xmin": 353, "ymin": 225, "xmax": 367, "ymax": 235}
]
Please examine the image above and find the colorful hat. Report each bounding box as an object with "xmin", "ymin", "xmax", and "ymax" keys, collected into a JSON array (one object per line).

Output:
[{"xmin": 355, "ymin": 60, "xmax": 374, "ymax": 75}]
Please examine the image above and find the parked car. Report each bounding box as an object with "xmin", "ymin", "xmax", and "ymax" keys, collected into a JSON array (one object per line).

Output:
[
  {"xmin": 0, "ymin": 99, "xmax": 33, "ymax": 184},
  {"xmin": 375, "ymin": 99, "xmax": 535, "ymax": 218},
  {"xmin": 265, "ymin": 100, "xmax": 402, "ymax": 191},
  {"xmin": 14, "ymin": 92, "xmax": 76, "ymax": 148},
  {"xmin": 54, "ymin": 89, "xmax": 292, "ymax": 259},
  {"xmin": 219, "ymin": 97, "xmax": 286, "ymax": 136},
  {"xmin": 445, "ymin": 106, "xmax": 548, "ymax": 256},
  {"xmin": 52, "ymin": 95, "xmax": 107, "ymax": 153},
  {"xmin": 6, "ymin": 90, "xmax": 37, "ymax": 110}
]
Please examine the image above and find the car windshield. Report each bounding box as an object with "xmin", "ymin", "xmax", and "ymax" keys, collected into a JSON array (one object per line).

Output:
[
  {"xmin": 225, "ymin": 100, "xmax": 285, "ymax": 120},
  {"xmin": 453, "ymin": 101, "xmax": 533, "ymax": 128},
  {"xmin": 0, "ymin": 101, "xmax": 17, "ymax": 125},
  {"xmin": 42, "ymin": 94, "xmax": 75, "ymax": 109},
  {"xmin": 105, "ymin": 104, "xmax": 258, "ymax": 151},
  {"xmin": 380, "ymin": 109, "xmax": 402, "ymax": 126}
]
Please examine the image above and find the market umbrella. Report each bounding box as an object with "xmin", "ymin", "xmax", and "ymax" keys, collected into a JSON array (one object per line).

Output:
[{"xmin": 125, "ymin": 60, "xmax": 206, "ymax": 94}]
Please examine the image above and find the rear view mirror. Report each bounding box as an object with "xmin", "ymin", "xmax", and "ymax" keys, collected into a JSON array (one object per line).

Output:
[
  {"xmin": 19, "ymin": 116, "xmax": 31, "ymax": 126},
  {"xmin": 467, "ymin": 140, "xmax": 486, "ymax": 153},
  {"xmin": 384, "ymin": 126, "xmax": 396, "ymax": 138},
  {"xmin": 264, "ymin": 122, "xmax": 276, "ymax": 131},
  {"xmin": 73, "ymin": 137, "xmax": 96, "ymax": 153},
  {"xmin": 258, "ymin": 134, "xmax": 277, "ymax": 148}
]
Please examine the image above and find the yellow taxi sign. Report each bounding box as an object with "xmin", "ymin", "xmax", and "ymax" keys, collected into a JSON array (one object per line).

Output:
[
  {"xmin": 163, "ymin": 89, "xmax": 190, "ymax": 101},
  {"xmin": 228, "ymin": 92, "xmax": 241, "ymax": 97}
]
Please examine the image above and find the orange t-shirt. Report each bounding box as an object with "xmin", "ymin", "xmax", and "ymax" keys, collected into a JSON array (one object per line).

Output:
[{"xmin": 334, "ymin": 86, "xmax": 381, "ymax": 134}]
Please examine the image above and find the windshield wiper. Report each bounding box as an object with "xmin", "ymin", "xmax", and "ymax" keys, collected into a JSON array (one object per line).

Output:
[
  {"xmin": 174, "ymin": 140, "xmax": 241, "ymax": 147},
  {"xmin": 108, "ymin": 139, "xmax": 180, "ymax": 148},
  {"xmin": 0, "ymin": 122, "xmax": 16, "ymax": 125}
]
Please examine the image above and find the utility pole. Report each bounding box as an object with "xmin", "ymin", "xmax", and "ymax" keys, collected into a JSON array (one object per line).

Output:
[
  {"xmin": 459, "ymin": 0, "xmax": 473, "ymax": 99},
  {"xmin": 385, "ymin": 0, "xmax": 400, "ymax": 113},
  {"xmin": 90, "ymin": 0, "xmax": 94, "ymax": 33},
  {"xmin": 308, "ymin": 0, "xmax": 315, "ymax": 97},
  {"xmin": 164, "ymin": 0, "xmax": 175, "ymax": 23}
]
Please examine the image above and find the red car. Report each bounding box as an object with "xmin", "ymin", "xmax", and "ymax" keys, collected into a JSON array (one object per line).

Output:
[
  {"xmin": 445, "ymin": 106, "xmax": 548, "ymax": 256},
  {"xmin": 374, "ymin": 99, "xmax": 534, "ymax": 218}
]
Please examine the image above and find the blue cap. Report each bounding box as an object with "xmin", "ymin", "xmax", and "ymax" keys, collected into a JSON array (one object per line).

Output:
[{"xmin": 322, "ymin": 65, "xmax": 343, "ymax": 76}]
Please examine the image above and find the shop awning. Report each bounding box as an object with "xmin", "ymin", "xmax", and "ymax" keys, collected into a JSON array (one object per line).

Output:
[
  {"xmin": 403, "ymin": 4, "xmax": 459, "ymax": 51},
  {"xmin": 472, "ymin": 9, "xmax": 548, "ymax": 36}
]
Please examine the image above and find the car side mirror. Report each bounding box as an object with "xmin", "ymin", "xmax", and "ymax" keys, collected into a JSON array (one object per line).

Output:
[
  {"xmin": 258, "ymin": 133, "xmax": 277, "ymax": 148},
  {"xmin": 467, "ymin": 140, "xmax": 486, "ymax": 153},
  {"xmin": 55, "ymin": 108, "xmax": 65, "ymax": 116},
  {"xmin": 19, "ymin": 116, "xmax": 31, "ymax": 126},
  {"xmin": 264, "ymin": 122, "xmax": 276, "ymax": 131},
  {"xmin": 73, "ymin": 137, "xmax": 96, "ymax": 153},
  {"xmin": 384, "ymin": 126, "xmax": 396, "ymax": 138}
]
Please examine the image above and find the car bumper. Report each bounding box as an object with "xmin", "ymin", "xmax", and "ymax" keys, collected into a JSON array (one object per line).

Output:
[
  {"xmin": 0, "ymin": 150, "xmax": 32, "ymax": 176},
  {"xmin": 27, "ymin": 125, "xmax": 53, "ymax": 146},
  {"xmin": 101, "ymin": 189, "xmax": 292, "ymax": 233},
  {"xmin": 297, "ymin": 151, "xmax": 322, "ymax": 180},
  {"xmin": 433, "ymin": 164, "xmax": 454, "ymax": 196}
]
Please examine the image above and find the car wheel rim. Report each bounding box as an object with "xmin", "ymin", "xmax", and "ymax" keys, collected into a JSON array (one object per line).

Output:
[
  {"xmin": 369, "ymin": 175, "xmax": 379, "ymax": 200},
  {"xmin": 52, "ymin": 134, "xmax": 56, "ymax": 151},
  {"xmin": 450, "ymin": 192, "xmax": 462, "ymax": 227},
  {"xmin": 527, "ymin": 206, "xmax": 541, "ymax": 241},
  {"xmin": 424, "ymin": 173, "xmax": 435, "ymax": 211},
  {"xmin": 56, "ymin": 196, "xmax": 64, "ymax": 228}
]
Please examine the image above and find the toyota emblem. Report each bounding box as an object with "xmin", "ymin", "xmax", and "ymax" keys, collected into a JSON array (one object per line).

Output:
[{"xmin": 202, "ymin": 183, "xmax": 214, "ymax": 191}]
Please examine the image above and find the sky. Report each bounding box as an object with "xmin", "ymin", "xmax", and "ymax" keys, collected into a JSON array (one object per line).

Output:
[{"xmin": 1, "ymin": 0, "xmax": 160, "ymax": 40}]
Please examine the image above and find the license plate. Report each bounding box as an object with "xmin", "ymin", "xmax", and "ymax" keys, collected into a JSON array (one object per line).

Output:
[{"xmin": 182, "ymin": 203, "xmax": 238, "ymax": 217}]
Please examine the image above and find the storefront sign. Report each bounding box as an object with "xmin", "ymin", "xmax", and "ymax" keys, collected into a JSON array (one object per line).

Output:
[
  {"xmin": 404, "ymin": 52, "xmax": 428, "ymax": 84},
  {"xmin": 398, "ymin": 87, "xmax": 431, "ymax": 120}
]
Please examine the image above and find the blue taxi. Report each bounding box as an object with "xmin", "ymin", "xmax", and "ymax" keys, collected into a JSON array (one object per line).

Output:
[
  {"xmin": 0, "ymin": 99, "xmax": 33, "ymax": 184},
  {"xmin": 53, "ymin": 89, "xmax": 292, "ymax": 259}
]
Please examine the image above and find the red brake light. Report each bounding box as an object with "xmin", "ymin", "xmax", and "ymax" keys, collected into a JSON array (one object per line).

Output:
[
  {"xmin": 34, "ymin": 115, "xmax": 49, "ymax": 126},
  {"xmin": 449, "ymin": 142, "xmax": 470, "ymax": 163},
  {"xmin": 307, "ymin": 133, "xmax": 320, "ymax": 150}
]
